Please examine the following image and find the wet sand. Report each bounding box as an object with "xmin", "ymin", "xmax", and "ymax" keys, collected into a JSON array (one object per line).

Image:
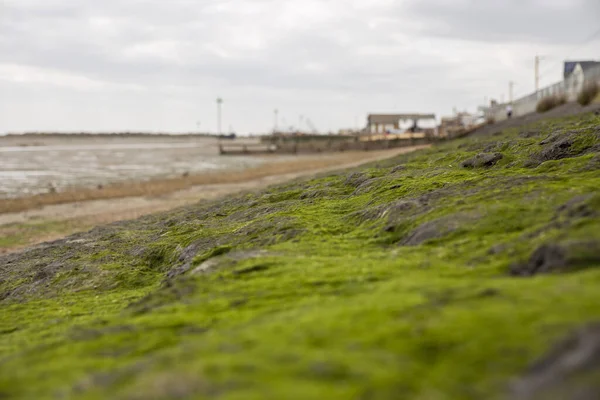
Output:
[
  {"xmin": 0, "ymin": 145, "xmax": 429, "ymax": 254},
  {"xmin": 0, "ymin": 135, "xmax": 268, "ymax": 198}
]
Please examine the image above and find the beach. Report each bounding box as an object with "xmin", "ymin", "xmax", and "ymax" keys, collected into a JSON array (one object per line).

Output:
[
  {"xmin": 0, "ymin": 136, "xmax": 428, "ymax": 253},
  {"xmin": 0, "ymin": 134, "xmax": 267, "ymax": 199}
]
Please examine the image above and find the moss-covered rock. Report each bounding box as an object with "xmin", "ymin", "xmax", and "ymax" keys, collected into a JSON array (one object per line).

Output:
[
  {"xmin": 461, "ymin": 152, "xmax": 504, "ymax": 168},
  {"xmin": 1, "ymin": 112, "xmax": 600, "ymax": 399}
]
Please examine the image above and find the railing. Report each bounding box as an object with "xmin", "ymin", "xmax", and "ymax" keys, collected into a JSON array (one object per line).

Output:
[{"xmin": 484, "ymin": 64, "xmax": 600, "ymax": 122}]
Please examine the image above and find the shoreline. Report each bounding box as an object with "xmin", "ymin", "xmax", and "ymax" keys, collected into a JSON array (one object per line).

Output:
[
  {"xmin": 0, "ymin": 146, "xmax": 428, "ymax": 254},
  {"xmin": 0, "ymin": 148, "xmax": 423, "ymax": 215}
]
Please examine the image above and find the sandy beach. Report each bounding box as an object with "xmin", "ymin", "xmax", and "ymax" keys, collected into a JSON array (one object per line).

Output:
[{"xmin": 0, "ymin": 145, "xmax": 428, "ymax": 253}]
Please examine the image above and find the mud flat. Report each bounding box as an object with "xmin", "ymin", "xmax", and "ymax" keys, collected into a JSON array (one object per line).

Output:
[
  {"xmin": 0, "ymin": 135, "xmax": 264, "ymax": 199},
  {"xmin": 1, "ymin": 113, "xmax": 600, "ymax": 399}
]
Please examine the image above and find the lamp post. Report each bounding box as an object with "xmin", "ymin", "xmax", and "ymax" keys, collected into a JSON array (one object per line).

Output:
[{"xmin": 509, "ymin": 81, "xmax": 515, "ymax": 103}]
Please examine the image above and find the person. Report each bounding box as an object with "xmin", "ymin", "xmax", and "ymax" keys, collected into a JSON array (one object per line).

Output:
[
  {"xmin": 506, "ymin": 104, "xmax": 513, "ymax": 119},
  {"xmin": 410, "ymin": 120, "xmax": 418, "ymax": 133}
]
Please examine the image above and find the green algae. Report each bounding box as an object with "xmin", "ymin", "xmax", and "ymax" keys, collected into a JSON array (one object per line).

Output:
[{"xmin": 0, "ymin": 113, "xmax": 600, "ymax": 399}]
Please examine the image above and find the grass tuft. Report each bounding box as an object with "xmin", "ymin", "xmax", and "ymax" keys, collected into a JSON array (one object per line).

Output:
[
  {"xmin": 536, "ymin": 94, "xmax": 568, "ymax": 113},
  {"xmin": 577, "ymin": 81, "xmax": 599, "ymax": 106}
]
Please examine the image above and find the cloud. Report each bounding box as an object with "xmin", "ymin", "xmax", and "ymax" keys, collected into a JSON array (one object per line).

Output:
[
  {"xmin": 0, "ymin": 0, "xmax": 598, "ymax": 133},
  {"xmin": 0, "ymin": 63, "xmax": 126, "ymax": 90},
  {"xmin": 401, "ymin": 0, "xmax": 600, "ymax": 44}
]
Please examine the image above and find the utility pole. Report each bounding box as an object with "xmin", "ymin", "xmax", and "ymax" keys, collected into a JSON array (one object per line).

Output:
[
  {"xmin": 216, "ymin": 97, "xmax": 223, "ymax": 135},
  {"xmin": 298, "ymin": 115, "xmax": 304, "ymax": 133},
  {"xmin": 509, "ymin": 81, "xmax": 515, "ymax": 103},
  {"xmin": 274, "ymin": 109, "xmax": 279, "ymax": 132}
]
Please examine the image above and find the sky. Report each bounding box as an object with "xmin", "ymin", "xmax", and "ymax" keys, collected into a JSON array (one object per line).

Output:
[{"xmin": 1, "ymin": 0, "xmax": 599, "ymax": 134}]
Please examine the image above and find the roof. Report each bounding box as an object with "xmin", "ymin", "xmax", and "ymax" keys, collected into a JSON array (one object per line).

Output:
[
  {"xmin": 367, "ymin": 114, "xmax": 436, "ymax": 125},
  {"xmin": 564, "ymin": 61, "xmax": 600, "ymax": 79}
]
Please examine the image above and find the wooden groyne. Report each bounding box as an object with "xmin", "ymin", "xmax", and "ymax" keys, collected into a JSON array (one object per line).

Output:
[
  {"xmin": 218, "ymin": 143, "xmax": 280, "ymax": 155},
  {"xmin": 219, "ymin": 134, "xmax": 435, "ymax": 156}
]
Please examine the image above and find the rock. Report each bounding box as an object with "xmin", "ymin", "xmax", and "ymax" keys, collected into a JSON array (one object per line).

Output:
[
  {"xmin": 556, "ymin": 195, "xmax": 597, "ymax": 219},
  {"xmin": 391, "ymin": 165, "xmax": 405, "ymax": 174},
  {"xmin": 461, "ymin": 152, "xmax": 504, "ymax": 168},
  {"xmin": 399, "ymin": 213, "xmax": 476, "ymax": 246},
  {"xmin": 353, "ymin": 178, "xmax": 383, "ymax": 195},
  {"xmin": 526, "ymin": 136, "xmax": 574, "ymax": 167},
  {"xmin": 519, "ymin": 130, "xmax": 542, "ymax": 138},
  {"xmin": 164, "ymin": 238, "xmax": 222, "ymax": 280},
  {"xmin": 400, "ymin": 220, "xmax": 447, "ymax": 246},
  {"xmin": 484, "ymin": 143, "xmax": 498, "ymax": 152},
  {"xmin": 191, "ymin": 250, "xmax": 269, "ymax": 275},
  {"xmin": 539, "ymin": 131, "xmax": 564, "ymax": 145},
  {"xmin": 178, "ymin": 238, "xmax": 220, "ymax": 263},
  {"xmin": 510, "ymin": 241, "xmax": 600, "ymax": 277},
  {"xmin": 488, "ymin": 244, "xmax": 508, "ymax": 255},
  {"xmin": 235, "ymin": 218, "xmax": 304, "ymax": 247},
  {"xmin": 510, "ymin": 322, "xmax": 600, "ymax": 399},
  {"xmin": 300, "ymin": 189, "xmax": 327, "ymax": 200},
  {"xmin": 509, "ymin": 244, "xmax": 566, "ymax": 276},
  {"xmin": 539, "ymin": 138, "xmax": 573, "ymax": 161},
  {"xmin": 344, "ymin": 172, "xmax": 369, "ymax": 188},
  {"xmin": 584, "ymin": 154, "xmax": 600, "ymax": 171}
]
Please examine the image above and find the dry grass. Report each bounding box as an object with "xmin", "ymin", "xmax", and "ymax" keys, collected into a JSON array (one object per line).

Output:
[
  {"xmin": 577, "ymin": 82, "xmax": 599, "ymax": 106},
  {"xmin": 536, "ymin": 94, "xmax": 568, "ymax": 113},
  {"xmin": 0, "ymin": 151, "xmax": 408, "ymax": 215}
]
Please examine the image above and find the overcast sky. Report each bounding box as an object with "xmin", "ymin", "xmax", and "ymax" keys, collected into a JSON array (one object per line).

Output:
[{"xmin": 1, "ymin": 0, "xmax": 599, "ymax": 134}]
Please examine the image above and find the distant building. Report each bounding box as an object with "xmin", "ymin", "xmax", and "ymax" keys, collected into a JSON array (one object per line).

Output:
[
  {"xmin": 440, "ymin": 112, "xmax": 480, "ymax": 138},
  {"xmin": 338, "ymin": 128, "xmax": 359, "ymax": 135},
  {"xmin": 367, "ymin": 114, "xmax": 436, "ymax": 134},
  {"xmin": 563, "ymin": 60, "xmax": 600, "ymax": 98},
  {"xmin": 564, "ymin": 61, "xmax": 600, "ymax": 80}
]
